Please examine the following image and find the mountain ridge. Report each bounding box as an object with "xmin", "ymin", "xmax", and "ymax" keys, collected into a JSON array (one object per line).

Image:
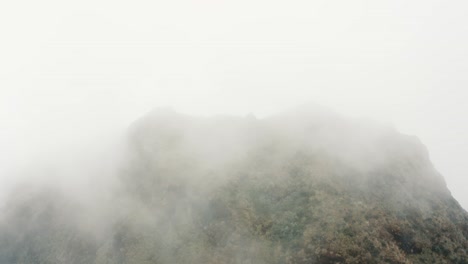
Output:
[{"xmin": 0, "ymin": 108, "xmax": 466, "ymax": 263}]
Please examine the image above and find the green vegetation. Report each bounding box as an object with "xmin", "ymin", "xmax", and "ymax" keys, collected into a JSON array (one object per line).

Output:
[{"xmin": 0, "ymin": 109, "xmax": 467, "ymax": 263}]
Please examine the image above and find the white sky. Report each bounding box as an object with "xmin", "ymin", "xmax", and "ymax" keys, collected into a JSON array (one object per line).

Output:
[{"xmin": 0, "ymin": 0, "xmax": 467, "ymax": 209}]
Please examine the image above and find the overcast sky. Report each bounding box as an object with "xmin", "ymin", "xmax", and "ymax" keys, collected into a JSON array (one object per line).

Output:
[{"xmin": 0, "ymin": 0, "xmax": 467, "ymax": 209}]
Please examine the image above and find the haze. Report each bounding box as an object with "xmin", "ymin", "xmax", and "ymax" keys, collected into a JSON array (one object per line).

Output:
[{"xmin": 0, "ymin": 0, "xmax": 467, "ymax": 209}]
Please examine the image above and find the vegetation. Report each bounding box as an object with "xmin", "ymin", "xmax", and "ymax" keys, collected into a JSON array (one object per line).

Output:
[{"xmin": 0, "ymin": 109, "xmax": 467, "ymax": 263}]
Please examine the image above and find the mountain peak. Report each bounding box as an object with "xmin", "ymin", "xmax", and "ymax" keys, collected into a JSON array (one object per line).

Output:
[{"xmin": 1, "ymin": 108, "xmax": 466, "ymax": 263}]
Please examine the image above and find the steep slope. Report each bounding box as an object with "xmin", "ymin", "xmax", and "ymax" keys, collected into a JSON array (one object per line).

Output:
[{"xmin": 0, "ymin": 107, "xmax": 467, "ymax": 263}]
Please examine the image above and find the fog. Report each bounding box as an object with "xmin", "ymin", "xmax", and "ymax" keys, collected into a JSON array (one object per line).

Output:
[
  {"xmin": 2, "ymin": 2, "xmax": 468, "ymax": 262},
  {"xmin": 1, "ymin": 0, "xmax": 468, "ymax": 218}
]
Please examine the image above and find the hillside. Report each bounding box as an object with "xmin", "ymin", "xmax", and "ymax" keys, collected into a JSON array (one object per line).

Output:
[{"xmin": 0, "ymin": 107, "xmax": 467, "ymax": 263}]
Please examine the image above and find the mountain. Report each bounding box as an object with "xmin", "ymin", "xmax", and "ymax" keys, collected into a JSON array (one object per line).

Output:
[{"xmin": 0, "ymin": 107, "xmax": 467, "ymax": 263}]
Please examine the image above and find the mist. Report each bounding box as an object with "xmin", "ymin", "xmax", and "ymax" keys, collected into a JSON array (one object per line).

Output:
[
  {"xmin": 1, "ymin": 0, "xmax": 468, "ymax": 262},
  {"xmin": 1, "ymin": 0, "xmax": 468, "ymax": 210}
]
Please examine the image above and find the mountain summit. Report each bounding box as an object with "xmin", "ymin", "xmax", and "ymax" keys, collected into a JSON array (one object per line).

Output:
[{"xmin": 1, "ymin": 108, "xmax": 467, "ymax": 263}]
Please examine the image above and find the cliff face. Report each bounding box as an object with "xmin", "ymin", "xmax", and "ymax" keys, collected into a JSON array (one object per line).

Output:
[{"xmin": 1, "ymin": 108, "xmax": 467, "ymax": 263}]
